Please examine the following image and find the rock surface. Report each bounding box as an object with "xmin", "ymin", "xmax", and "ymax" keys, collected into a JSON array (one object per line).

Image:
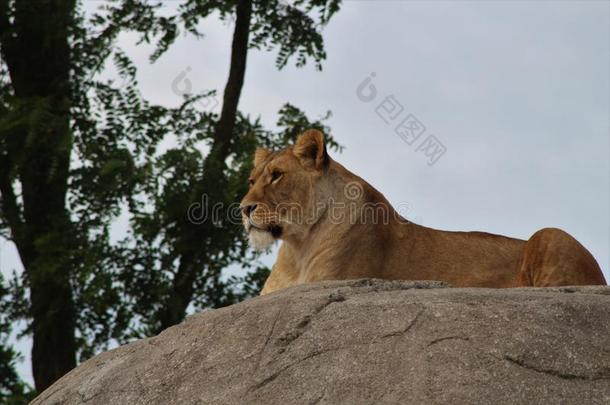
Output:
[{"xmin": 33, "ymin": 279, "xmax": 610, "ymax": 404}]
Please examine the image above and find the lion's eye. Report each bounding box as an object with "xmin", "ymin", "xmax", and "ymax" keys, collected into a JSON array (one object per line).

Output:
[
  {"xmin": 271, "ymin": 170, "xmax": 283, "ymax": 183},
  {"xmin": 248, "ymin": 178, "xmax": 254, "ymax": 187}
]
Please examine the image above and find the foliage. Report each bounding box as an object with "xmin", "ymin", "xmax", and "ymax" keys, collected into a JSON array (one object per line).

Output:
[
  {"xmin": 0, "ymin": 273, "xmax": 33, "ymax": 404},
  {"xmin": 0, "ymin": 0, "xmax": 342, "ymax": 390},
  {"xmin": 94, "ymin": 0, "xmax": 341, "ymax": 69}
]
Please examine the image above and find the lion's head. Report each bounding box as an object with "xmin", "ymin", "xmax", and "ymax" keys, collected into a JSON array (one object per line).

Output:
[{"xmin": 240, "ymin": 129, "xmax": 330, "ymax": 250}]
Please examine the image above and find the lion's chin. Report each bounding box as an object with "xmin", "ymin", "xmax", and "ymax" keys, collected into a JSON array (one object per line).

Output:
[{"xmin": 248, "ymin": 228, "xmax": 276, "ymax": 251}]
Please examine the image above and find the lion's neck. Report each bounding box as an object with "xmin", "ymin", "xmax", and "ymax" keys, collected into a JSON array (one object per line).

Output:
[{"xmin": 280, "ymin": 161, "xmax": 413, "ymax": 282}]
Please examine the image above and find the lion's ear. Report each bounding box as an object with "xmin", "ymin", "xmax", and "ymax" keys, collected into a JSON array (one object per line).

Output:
[
  {"xmin": 253, "ymin": 148, "xmax": 271, "ymax": 167},
  {"xmin": 294, "ymin": 129, "xmax": 328, "ymax": 170}
]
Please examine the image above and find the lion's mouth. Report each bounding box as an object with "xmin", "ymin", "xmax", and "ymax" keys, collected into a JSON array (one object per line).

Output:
[
  {"xmin": 268, "ymin": 224, "xmax": 282, "ymax": 238},
  {"xmin": 247, "ymin": 221, "xmax": 282, "ymax": 238}
]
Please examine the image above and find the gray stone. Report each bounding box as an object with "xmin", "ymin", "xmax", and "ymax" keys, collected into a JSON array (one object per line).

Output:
[{"xmin": 32, "ymin": 279, "xmax": 610, "ymax": 404}]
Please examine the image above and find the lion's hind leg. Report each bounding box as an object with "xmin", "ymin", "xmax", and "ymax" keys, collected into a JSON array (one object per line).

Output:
[{"xmin": 516, "ymin": 228, "xmax": 606, "ymax": 287}]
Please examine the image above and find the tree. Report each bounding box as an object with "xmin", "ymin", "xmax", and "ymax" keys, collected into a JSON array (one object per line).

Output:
[
  {"xmin": 0, "ymin": 0, "xmax": 79, "ymax": 391},
  {"xmin": 0, "ymin": 0, "xmax": 342, "ymax": 395},
  {"xmin": 98, "ymin": 0, "xmax": 342, "ymax": 332}
]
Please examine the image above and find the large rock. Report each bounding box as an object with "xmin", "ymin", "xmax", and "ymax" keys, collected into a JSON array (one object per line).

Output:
[{"xmin": 33, "ymin": 279, "xmax": 610, "ymax": 404}]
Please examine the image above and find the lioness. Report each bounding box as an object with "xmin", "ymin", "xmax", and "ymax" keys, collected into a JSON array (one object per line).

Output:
[{"xmin": 240, "ymin": 129, "xmax": 607, "ymax": 294}]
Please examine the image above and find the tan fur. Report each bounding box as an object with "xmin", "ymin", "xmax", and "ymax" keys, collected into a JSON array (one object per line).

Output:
[
  {"xmin": 240, "ymin": 130, "xmax": 607, "ymax": 294},
  {"xmin": 253, "ymin": 148, "xmax": 271, "ymax": 167}
]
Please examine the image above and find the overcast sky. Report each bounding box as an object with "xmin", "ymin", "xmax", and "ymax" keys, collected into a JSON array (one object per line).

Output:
[{"xmin": 2, "ymin": 0, "xmax": 609, "ymax": 385}]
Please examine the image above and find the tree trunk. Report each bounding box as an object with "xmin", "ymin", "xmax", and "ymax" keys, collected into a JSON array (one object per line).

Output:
[
  {"xmin": 157, "ymin": 0, "xmax": 253, "ymax": 332},
  {"xmin": 0, "ymin": 0, "xmax": 77, "ymax": 393},
  {"xmin": 157, "ymin": 253, "xmax": 199, "ymax": 329}
]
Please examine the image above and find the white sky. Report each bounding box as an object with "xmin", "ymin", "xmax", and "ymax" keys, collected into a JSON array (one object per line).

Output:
[{"xmin": 2, "ymin": 0, "xmax": 609, "ymax": 386}]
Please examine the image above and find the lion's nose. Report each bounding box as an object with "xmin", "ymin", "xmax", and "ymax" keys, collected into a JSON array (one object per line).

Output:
[{"xmin": 241, "ymin": 203, "xmax": 257, "ymax": 217}]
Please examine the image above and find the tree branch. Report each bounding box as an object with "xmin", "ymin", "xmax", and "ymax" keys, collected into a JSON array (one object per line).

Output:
[{"xmin": 212, "ymin": 0, "xmax": 252, "ymax": 154}]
